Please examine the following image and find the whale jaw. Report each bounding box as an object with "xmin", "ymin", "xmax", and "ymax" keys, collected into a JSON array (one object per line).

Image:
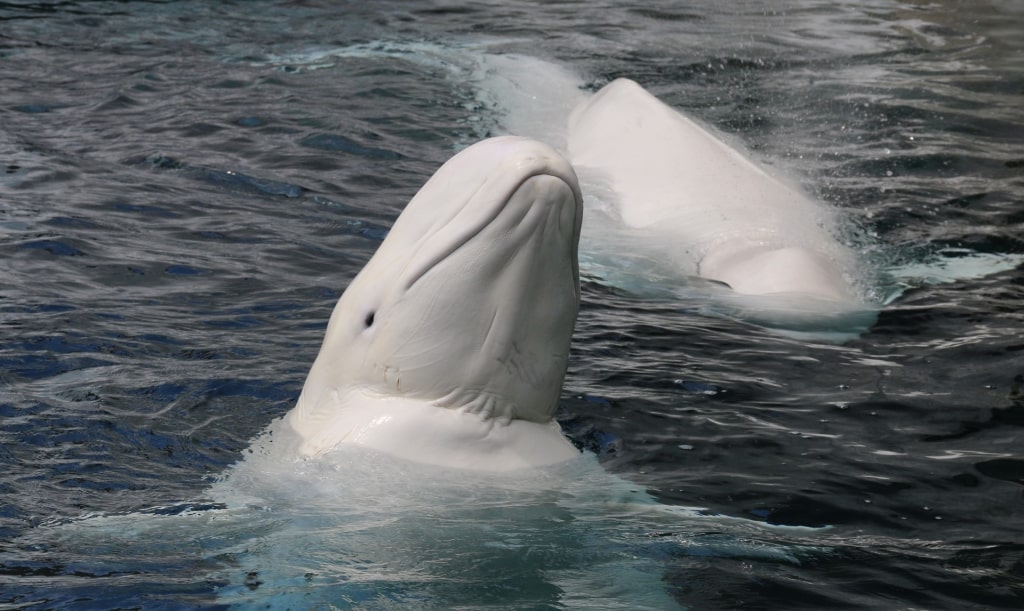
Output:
[{"xmin": 285, "ymin": 137, "xmax": 583, "ymax": 467}]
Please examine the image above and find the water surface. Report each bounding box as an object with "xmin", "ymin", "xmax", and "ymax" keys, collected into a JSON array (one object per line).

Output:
[{"xmin": 1, "ymin": 1, "xmax": 1022, "ymax": 609}]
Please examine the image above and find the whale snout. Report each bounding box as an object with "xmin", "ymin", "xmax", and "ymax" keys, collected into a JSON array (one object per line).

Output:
[{"xmin": 394, "ymin": 137, "xmax": 582, "ymax": 298}]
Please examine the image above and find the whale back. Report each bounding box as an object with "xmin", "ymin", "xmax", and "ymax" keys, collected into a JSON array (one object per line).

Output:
[{"xmin": 568, "ymin": 78, "xmax": 859, "ymax": 302}]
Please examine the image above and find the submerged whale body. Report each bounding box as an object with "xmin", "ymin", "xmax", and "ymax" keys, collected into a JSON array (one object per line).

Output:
[
  {"xmin": 31, "ymin": 443, "xmax": 820, "ymax": 610},
  {"xmin": 568, "ymin": 79, "xmax": 864, "ymax": 311}
]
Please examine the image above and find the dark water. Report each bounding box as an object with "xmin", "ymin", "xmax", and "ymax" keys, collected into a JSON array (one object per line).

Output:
[{"xmin": 2, "ymin": 0, "xmax": 1023, "ymax": 609}]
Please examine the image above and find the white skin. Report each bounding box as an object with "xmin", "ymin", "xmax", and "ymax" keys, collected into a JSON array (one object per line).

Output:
[
  {"xmin": 284, "ymin": 137, "xmax": 584, "ymax": 470},
  {"xmin": 568, "ymin": 78, "xmax": 859, "ymax": 304}
]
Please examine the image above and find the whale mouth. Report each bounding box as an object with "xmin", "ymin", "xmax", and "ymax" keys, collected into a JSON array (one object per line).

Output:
[{"xmin": 398, "ymin": 147, "xmax": 582, "ymax": 299}]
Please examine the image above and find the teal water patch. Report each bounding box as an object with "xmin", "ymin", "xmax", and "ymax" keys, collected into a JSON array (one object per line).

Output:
[
  {"xmin": 12, "ymin": 437, "xmax": 828, "ymax": 610},
  {"xmin": 881, "ymin": 247, "xmax": 1024, "ymax": 302}
]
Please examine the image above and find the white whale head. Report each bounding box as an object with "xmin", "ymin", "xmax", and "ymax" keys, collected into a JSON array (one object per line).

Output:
[{"xmin": 285, "ymin": 136, "xmax": 583, "ymax": 464}]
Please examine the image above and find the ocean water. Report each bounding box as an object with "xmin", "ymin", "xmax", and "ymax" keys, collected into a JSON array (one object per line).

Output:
[{"xmin": 1, "ymin": 0, "xmax": 1023, "ymax": 609}]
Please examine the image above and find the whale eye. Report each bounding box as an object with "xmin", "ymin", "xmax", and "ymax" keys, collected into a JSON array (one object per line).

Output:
[{"xmin": 364, "ymin": 311, "xmax": 375, "ymax": 328}]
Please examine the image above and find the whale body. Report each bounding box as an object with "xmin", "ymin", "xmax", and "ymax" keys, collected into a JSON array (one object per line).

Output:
[
  {"xmin": 284, "ymin": 135, "xmax": 584, "ymax": 470},
  {"xmin": 567, "ymin": 78, "xmax": 861, "ymax": 307}
]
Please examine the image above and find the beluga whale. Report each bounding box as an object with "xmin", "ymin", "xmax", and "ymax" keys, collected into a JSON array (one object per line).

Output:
[
  {"xmin": 567, "ymin": 78, "xmax": 871, "ymax": 332},
  {"xmin": 284, "ymin": 135, "xmax": 584, "ymax": 470}
]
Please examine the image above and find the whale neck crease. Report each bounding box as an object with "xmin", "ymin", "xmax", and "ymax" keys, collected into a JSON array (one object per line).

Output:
[{"xmin": 286, "ymin": 389, "xmax": 579, "ymax": 470}]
